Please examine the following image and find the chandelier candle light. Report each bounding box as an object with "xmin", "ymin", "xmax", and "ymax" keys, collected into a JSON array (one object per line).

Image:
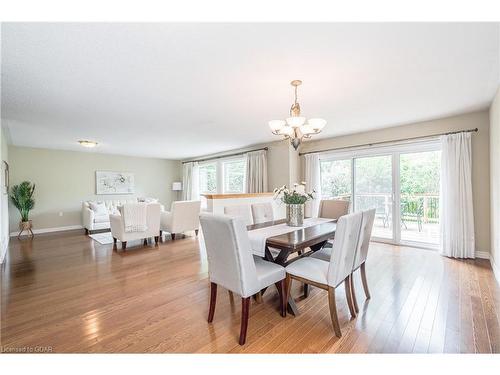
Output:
[
  {"xmin": 274, "ymin": 182, "xmax": 315, "ymax": 227},
  {"xmin": 269, "ymin": 80, "xmax": 326, "ymax": 150}
]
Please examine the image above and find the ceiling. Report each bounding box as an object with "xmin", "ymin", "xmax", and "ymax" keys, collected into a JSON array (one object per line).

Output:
[{"xmin": 2, "ymin": 23, "xmax": 499, "ymax": 159}]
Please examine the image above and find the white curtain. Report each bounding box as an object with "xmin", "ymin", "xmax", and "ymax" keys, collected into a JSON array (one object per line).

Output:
[
  {"xmin": 182, "ymin": 162, "xmax": 199, "ymax": 201},
  {"xmin": 246, "ymin": 150, "xmax": 268, "ymax": 193},
  {"xmin": 440, "ymin": 132, "xmax": 475, "ymax": 258},
  {"xmin": 304, "ymin": 153, "xmax": 321, "ymax": 217}
]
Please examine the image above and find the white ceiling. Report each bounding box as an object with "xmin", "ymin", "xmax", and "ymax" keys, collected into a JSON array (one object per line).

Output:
[{"xmin": 2, "ymin": 23, "xmax": 499, "ymax": 159}]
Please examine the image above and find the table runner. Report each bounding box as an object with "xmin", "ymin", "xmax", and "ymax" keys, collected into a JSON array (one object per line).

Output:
[{"xmin": 247, "ymin": 217, "xmax": 334, "ymax": 256}]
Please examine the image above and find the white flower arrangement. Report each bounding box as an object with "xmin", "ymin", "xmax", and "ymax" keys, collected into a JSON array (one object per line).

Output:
[{"xmin": 273, "ymin": 182, "xmax": 315, "ymax": 205}]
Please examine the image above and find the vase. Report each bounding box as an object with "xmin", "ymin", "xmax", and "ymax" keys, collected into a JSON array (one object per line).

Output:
[{"xmin": 286, "ymin": 204, "xmax": 304, "ymax": 227}]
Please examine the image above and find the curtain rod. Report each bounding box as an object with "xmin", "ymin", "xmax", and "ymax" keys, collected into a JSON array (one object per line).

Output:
[
  {"xmin": 299, "ymin": 128, "xmax": 478, "ymax": 156},
  {"xmin": 182, "ymin": 147, "xmax": 268, "ymax": 164}
]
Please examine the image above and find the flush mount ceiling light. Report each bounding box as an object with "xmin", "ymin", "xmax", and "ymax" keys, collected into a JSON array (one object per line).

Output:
[
  {"xmin": 78, "ymin": 140, "xmax": 98, "ymax": 148},
  {"xmin": 269, "ymin": 80, "xmax": 326, "ymax": 150}
]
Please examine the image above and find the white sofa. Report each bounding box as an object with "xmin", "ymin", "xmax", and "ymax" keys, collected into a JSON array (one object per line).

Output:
[
  {"xmin": 160, "ymin": 200, "xmax": 201, "ymax": 240},
  {"xmin": 110, "ymin": 203, "xmax": 161, "ymax": 250},
  {"xmin": 82, "ymin": 198, "xmax": 163, "ymax": 234}
]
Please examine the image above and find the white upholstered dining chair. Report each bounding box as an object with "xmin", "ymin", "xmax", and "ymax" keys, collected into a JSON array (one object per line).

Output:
[
  {"xmin": 311, "ymin": 209, "xmax": 375, "ymax": 313},
  {"xmin": 285, "ymin": 212, "xmax": 362, "ymax": 337},
  {"xmin": 349, "ymin": 208, "xmax": 376, "ymax": 313},
  {"xmin": 251, "ymin": 202, "xmax": 274, "ymax": 224},
  {"xmin": 318, "ymin": 199, "xmax": 350, "ymax": 220},
  {"xmin": 199, "ymin": 213, "xmax": 287, "ymax": 345},
  {"xmin": 224, "ymin": 205, "xmax": 254, "ymax": 226}
]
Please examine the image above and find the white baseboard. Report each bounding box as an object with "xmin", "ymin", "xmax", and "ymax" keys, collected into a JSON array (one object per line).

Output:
[
  {"xmin": 10, "ymin": 224, "xmax": 83, "ymax": 237},
  {"xmin": 476, "ymin": 251, "xmax": 490, "ymax": 260}
]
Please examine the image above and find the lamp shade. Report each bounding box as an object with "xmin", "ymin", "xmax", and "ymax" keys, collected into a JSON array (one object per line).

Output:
[{"xmin": 172, "ymin": 182, "xmax": 183, "ymax": 191}]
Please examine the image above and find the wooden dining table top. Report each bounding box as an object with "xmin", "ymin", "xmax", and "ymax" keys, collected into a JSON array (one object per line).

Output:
[{"xmin": 247, "ymin": 218, "xmax": 337, "ymax": 252}]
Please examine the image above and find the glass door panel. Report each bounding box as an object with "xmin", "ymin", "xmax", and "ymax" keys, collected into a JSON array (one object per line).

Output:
[
  {"xmin": 354, "ymin": 155, "xmax": 393, "ymax": 239},
  {"xmin": 320, "ymin": 159, "xmax": 352, "ymax": 201},
  {"xmin": 399, "ymin": 150, "xmax": 441, "ymax": 245}
]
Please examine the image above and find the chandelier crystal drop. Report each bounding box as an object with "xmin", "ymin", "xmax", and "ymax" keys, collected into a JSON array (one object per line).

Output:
[{"xmin": 268, "ymin": 80, "xmax": 326, "ymax": 150}]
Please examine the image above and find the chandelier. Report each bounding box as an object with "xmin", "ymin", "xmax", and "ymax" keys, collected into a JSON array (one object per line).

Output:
[{"xmin": 269, "ymin": 80, "xmax": 326, "ymax": 150}]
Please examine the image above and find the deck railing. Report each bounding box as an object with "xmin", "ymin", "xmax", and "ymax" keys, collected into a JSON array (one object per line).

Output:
[{"xmin": 325, "ymin": 193, "xmax": 440, "ymax": 223}]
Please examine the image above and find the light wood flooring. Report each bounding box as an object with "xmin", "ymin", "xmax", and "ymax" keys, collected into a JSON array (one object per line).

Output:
[{"xmin": 1, "ymin": 230, "xmax": 499, "ymax": 353}]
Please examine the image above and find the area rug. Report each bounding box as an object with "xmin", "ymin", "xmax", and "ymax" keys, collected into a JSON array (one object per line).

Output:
[{"xmin": 89, "ymin": 232, "xmax": 114, "ymax": 245}]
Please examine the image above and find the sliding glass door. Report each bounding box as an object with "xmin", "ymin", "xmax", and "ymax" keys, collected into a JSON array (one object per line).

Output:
[
  {"xmin": 354, "ymin": 155, "xmax": 393, "ymax": 240},
  {"xmin": 319, "ymin": 140, "xmax": 441, "ymax": 248},
  {"xmin": 399, "ymin": 150, "xmax": 441, "ymax": 245}
]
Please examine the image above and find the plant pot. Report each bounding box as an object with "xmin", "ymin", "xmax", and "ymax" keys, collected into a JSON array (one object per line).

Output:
[
  {"xmin": 286, "ymin": 204, "xmax": 304, "ymax": 227},
  {"xmin": 19, "ymin": 220, "xmax": 33, "ymax": 231}
]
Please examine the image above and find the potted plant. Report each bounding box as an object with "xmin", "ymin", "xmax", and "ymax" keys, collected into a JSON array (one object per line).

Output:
[
  {"xmin": 274, "ymin": 182, "xmax": 315, "ymax": 227},
  {"xmin": 10, "ymin": 181, "xmax": 36, "ymax": 237}
]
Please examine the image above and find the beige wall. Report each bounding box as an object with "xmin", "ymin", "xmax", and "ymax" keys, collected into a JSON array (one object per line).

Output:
[
  {"xmin": 490, "ymin": 88, "xmax": 500, "ymax": 271},
  {"xmin": 8, "ymin": 146, "xmax": 181, "ymax": 231},
  {"xmin": 183, "ymin": 140, "xmax": 293, "ymax": 191},
  {"xmin": 299, "ymin": 110, "xmax": 491, "ymax": 254}
]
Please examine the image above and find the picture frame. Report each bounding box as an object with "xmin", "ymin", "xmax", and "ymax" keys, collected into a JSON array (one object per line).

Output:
[{"xmin": 95, "ymin": 170, "xmax": 135, "ymax": 195}]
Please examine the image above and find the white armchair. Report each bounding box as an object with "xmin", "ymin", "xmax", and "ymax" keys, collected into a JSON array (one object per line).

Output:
[
  {"xmin": 110, "ymin": 203, "xmax": 161, "ymax": 250},
  {"xmin": 160, "ymin": 200, "xmax": 201, "ymax": 240}
]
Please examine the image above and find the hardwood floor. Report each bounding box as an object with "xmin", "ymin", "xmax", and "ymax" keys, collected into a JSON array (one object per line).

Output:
[{"xmin": 1, "ymin": 230, "xmax": 499, "ymax": 353}]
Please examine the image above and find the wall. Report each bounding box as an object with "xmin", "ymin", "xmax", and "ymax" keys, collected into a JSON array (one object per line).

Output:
[
  {"xmin": 0, "ymin": 125, "xmax": 9, "ymax": 262},
  {"xmin": 8, "ymin": 146, "xmax": 181, "ymax": 232},
  {"xmin": 299, "ymin": 110, "xmax": 491, "ymax": 255},
  {"xmin": 490, "ymin": 87, "xmax": 500, "ymax": 277}
]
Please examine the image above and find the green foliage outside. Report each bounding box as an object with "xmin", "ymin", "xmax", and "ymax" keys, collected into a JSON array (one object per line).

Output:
[{"xmin": 320, "ymin": 151, "xmax": 441, "ymax": 220}]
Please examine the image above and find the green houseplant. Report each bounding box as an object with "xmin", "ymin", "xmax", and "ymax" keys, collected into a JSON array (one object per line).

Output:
[
  {"xmin": 274, "ymin": 182, "xmax": 315, "ymax": 226},
  {"xmin": 10, "ymin": 181, "xmax": 36, "ymax": 237}
]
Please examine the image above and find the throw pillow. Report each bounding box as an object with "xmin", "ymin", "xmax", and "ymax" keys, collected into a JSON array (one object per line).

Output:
[{"xmin": 89, "ymin": 202, "xmax": 108, "ymax": 216}]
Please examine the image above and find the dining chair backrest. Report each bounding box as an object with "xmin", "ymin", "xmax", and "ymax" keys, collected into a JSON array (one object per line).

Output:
[
  {"xmin": 251, "ymin": 202, "xmax": 274, "ymax": 224},
  {"xmin": 327, "ymin": 211, "xmax": 362, "ymax": 287},
  {"xmin": 318, "ymin": 199, "xmax": 350, "ymax": 220},
  {"xmin": 353, "ymin": 209, "xmax": 376, "ymax": 270},
  {"xmin": 224, "ymin": 205, "xmax": 254, "ymax": 226},
  {"xmin": 199, "ymin": 213, "xmax": 260, "ymax": 298}
]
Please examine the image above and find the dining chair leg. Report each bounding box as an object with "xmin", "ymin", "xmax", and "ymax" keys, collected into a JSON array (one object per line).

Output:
[
  {"xmin": 254, "ymin": 292, "xmax": 263, "ymax": 303},
  {"xmin": 328, "ymin": 286, "xmax": 342, "ymax": 338},
  {"xmin": 344, "ymin": 276, "xmax": 357, "ymax": 318},
  {"xmin": 275, "ymin": 279, "xmax": 287, "ymax": 317},
  {"xmin": 239, "ymin": 297, "xmax": 251, "ymax": 345},
  {"xmin": 360, "ymin": 262, "xmax": 371, "ymax": 299},
  {"xmin": 350, "ymin": 273, "xmax": 359, "ymax": 313},
  {"xmin": 208, "ymin": 282, "xmax": 217, "ymax": 323}
]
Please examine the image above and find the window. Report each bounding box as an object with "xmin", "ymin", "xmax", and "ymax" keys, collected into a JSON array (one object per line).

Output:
[
  {"xmin": 198, "ymin": 163, "xmax": 217, "ymax": 193},
  {"xmin": 223, "ymin": 159, "xmax": 246, "ymax": 193},
  {"xmin": 320, "ymin": 159, "xmax": 352, "ymax": 200},
  {"xmin": 198, "ymin": 157, "xmax": 247, "ymax": 195}
]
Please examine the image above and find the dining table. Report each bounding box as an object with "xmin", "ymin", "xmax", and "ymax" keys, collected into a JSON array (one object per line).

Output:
[{"xmin": 247, "ymin": 217, "xmax": 337, "ymax": 315}]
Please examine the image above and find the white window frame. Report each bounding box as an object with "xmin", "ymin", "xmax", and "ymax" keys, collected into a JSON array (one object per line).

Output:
[
  {"xmin": 221, "ymin": 156, "xmax": 247, "ymax": 194},
  {"xmin": 198, "ymin": 156, "xmax": 247, "ymax": 195},
  {"xmin": 319, "ymin": 138, "xmax": 441, "ymax": 250},
  {"xmin": 198, "ymin": 161, "xmax": 218, "ymax": 195}
]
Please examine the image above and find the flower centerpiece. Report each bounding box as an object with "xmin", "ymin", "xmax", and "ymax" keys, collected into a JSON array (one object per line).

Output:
[{"xmin": 274, "ymin": 182, "xmax": 315, "ymax": 227}]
